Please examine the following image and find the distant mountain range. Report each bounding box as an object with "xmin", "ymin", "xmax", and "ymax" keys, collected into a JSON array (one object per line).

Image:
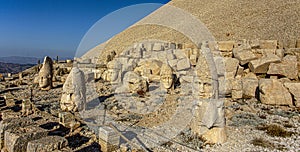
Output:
[
  {"xmin": 0, "ymin": 62, "xmax": 35, "ymax": 74},
  {"xmin": 0, "ymin": 56, "xmax": 73, "ymax": 65},
  {"xmin": 0, "ymin": 56, "xmax": 41, "ymax": 65}
]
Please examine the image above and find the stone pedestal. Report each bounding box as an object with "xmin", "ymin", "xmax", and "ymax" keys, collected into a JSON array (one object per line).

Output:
[{"xmin": 99, "ymin": 126, "xmax": 120, "ymax": 152}]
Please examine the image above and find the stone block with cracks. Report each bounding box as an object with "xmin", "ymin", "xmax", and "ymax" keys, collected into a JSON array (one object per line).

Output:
[
  {"xmin": 4, "ymin": 125, "xmax": 47, "ymax": 152},
  {"xmin": 27, "ymin": 136, "xmax": 68, "ymax": 152}
]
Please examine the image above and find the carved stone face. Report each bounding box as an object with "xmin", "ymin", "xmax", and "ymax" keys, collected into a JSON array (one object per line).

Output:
[
  {"xmin": 160, "ymin": 64, "xmax": 174, "ymax": 89},
  {"xmin": 124, "ymin": 71, "xmax": 148, "ymax": 94},
  {"xmin": 38, "ymin": 56, "xmax": 53, "ymax": 90},
  {"xmin": 60, "ymin": 67, "xmax": 86, "ymax": 112},
  {"xmin": 106, "ymin": 69, "xmax": 119, "ymax": 82},
  {"xmin": 161, "ymin": 74, "xmax": 174, "ymax": 89},
  {"xmin": 39, "ymin": 75, "xmax": 51, "ymax": 88},
  {"xmin": 195, "ymin": 78, "xmax": 213, "ymax": 98}
]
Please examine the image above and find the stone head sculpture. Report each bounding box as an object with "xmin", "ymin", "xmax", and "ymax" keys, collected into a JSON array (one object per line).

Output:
[
  {"xmin": 102, "ymin": 60, "xmax": 121, "ymax": 83},
  {"xmin": 60, "ymin": 67, "xmax": 86, "ymax": 112},
  {"xmin": 123, "ymin": 71, "xmax": 148, "ymax": 94},
  {"xmin": 160, "ymin": 64, "xmax": 174, "ymax": 90},
  {"xmin": 38, "ymin": 56, "xmax": 53, "ymax": 90}
]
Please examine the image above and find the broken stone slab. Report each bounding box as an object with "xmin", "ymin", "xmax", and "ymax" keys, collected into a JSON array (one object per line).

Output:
[
  {"xmin": 259, "ymin": 40, "xmax": 277, "ymax": 49},
  {"xmin": 267, "ymin": 55, "xmax": 298, "ymax": 79},
  {"xmin": 4, "ymin": 125, "xmax": 48, "ymax": 152},
  {"xmin": 259, "ymin": 79, "xmax": 293, "ymax": 106},
  {"xmin": 176, "ymin": 58, "xmax": 191, "ymax": 71},
  {"xmin": 249, "ymin": 53, "xmax": 281, "ymax": 74},
  {"xmin": 27, "ymin": 136, "xmax": 68, "ymax": 152},
  {"xmin": 284, "ymin": 83, "xmax": 300, "ymax": 107},
  {"xmin": 99, "ymin": 126, "xmax": 120, "ymax": 152},
  {"xmin": 0, "ymin": 117, "xmax": 34, "ymax": 149},
  {"xmin": 233, "ymin": 48, "xmax": 257, "ymax": 65}
]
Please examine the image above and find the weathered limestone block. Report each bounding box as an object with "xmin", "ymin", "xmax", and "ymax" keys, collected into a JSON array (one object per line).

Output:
[
  {"xmin": 249, "ymin": 53, "xmax": 281, "ymax": 74},
  {"xmin": 58, "ymin": 112, "xmax": 80, "ymax": 131},
  {"xmin": 233, "ymin": 49, "xmax": 257, "ymax": 65},
  {"xmin": 60, "ymin": 67, "xmax": 86, "ymax": 112},
  {"xmin": 202, "ymin": 127, "xmax": 227, "ymax": 144},
  {"xmin": 242, "ymin": 74, "xmax": 259, "ymax": 98},
  {"xmin": 152, "ymin": 43, "xmax": 163, "ymax": 51},
  {"xmin": 0, "ymin": 118, "xmax": 34, "ymax": 149},
  {"xmin": 224, "ymin": 57, "xmax": 239, "ymax": 79},
  {"xmin": 21, "ymin": 99, "xmax": 35, "ymax": 116},
  {"xmin": 249, "ymin": 39, "xmax": 260, "ymax": 49},
  {"xmin": 177, "ymin": 58, "xmax": 191, "ymax": 71},
  {"xmin": 217, "ymin": 41, "xmax": 235, "ymax": 52},
  {"xmin": 38, "ymin": 56, "xmax": 53, "ymax": 90},
  {"xmin": 267, "ymin": 55, "xmax": 298, "ymax": 79},
  {"xmin": 259, "ymin": 40, "xmax": 277, "ymax": 49},
  {"xmin": 173, "ymin": 49, "xmax": 187, "ymax": 59},
  {"xmin": 4, "ymin": 93, "xmax": 15, "ymax": 107},
  {"xmin": 4, "ymin": 126, "xmax": 47, "ymax": 152},
  {"xmin": 284, "ymin": 83, "xmax": 300, "ymax": 107},
  {"xmin": 99, "ymin": 126, "xmax": 120, "ymax": 152},
  {"xmin": 27, "ymin": 136, "xmax": 68, "ymax": 152},
  {"xmin": 259, "ymin": 79, "xmax": 293, "ymax": 106},
  {"xmin": 232, "ymin": 79, "xmax": 243, "ymax": 99}
]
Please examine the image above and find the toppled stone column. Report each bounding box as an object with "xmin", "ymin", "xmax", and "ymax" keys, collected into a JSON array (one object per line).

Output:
[{"xmin": 38, "ymin": 56, "xmax": 53, "ymax": 90}]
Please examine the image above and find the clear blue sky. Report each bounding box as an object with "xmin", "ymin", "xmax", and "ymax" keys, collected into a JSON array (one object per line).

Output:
[{"xmin": 0, "ymin": 0, "xmax": 170, "ymax": 58}]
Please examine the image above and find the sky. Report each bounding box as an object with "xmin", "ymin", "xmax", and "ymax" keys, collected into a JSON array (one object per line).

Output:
[{"xmin": 0, "ymin": 0, "xmax": 170, "ymax": 58}]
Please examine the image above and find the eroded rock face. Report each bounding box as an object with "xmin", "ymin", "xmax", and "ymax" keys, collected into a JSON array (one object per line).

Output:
[
  {"xmin": 60, "ymin": 67, "xmax": 86, "ymax": 112},
  {"xmin": 259, "ymin": 79, "xmax": 293, "ymax": 106},
  {"xmin": 38, "ymin": 56, "xmax": 53, "ymax": 90},
  {"xmin": 160, "ymin": 64, "xmax": 175, "ymax": 90}
]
